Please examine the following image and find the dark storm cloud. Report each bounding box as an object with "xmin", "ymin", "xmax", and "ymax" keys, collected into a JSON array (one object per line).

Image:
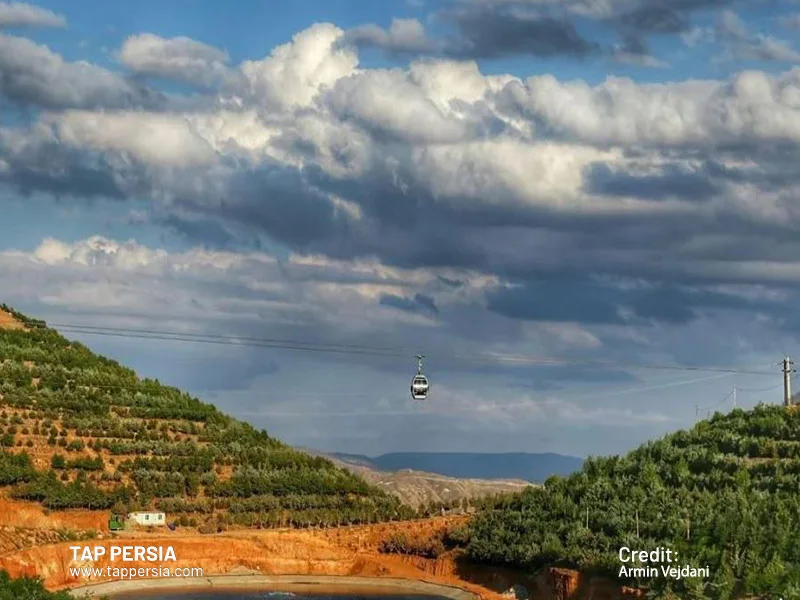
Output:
[
  {"xmin": 486, "ymin": 279, "xmax": 777, "ymax": 326},
  {"xmin": 487, "ymin": 280, "xmax": 626, "ymax": 325},
  {"xmin": 702, "ymin": 154, "xmax": 800, "ymax": 190},
  {"xmin": 155, "ymin": 214, "xmax": 237, "ymax": 249},
  {"xmin": 0, "ymin": 137, "xmax": 128, "ymax": 200},
  {"xmin": 619, "ymin": 146, "xmax": 800, "ymax": 196},
  {"xmin": 379, "ymin": 292, "xmax": 439, "ymax": 316},
  {"xmin": 169, "ymin": 164, "xmax": 352, "ymax": 251},
  {"xmin": 586, "ymin": 163, "xmax": 721, "ymax": 201},
  {"xmin": 607, "ymin": 0, "xmax": 738, "ymax": 36},
  {"xmin": 7, "ymin": 123, "xmax": 800, "ymax": 301},
  {"xmin": 619, "ymin": 6, "xmax": 692, "ymax": 34},
  {"xmin": 437, "ymin": 275, "xmax": 463, "ymax": 288},
  {"xmin": 617, "ymin": 32, "xmax": 650, "ymax": 56},
  {"xmin": 442, "ymin": 8, "xmax": 599, "ymax": 59},
  {"xmin": 343, "ymin": 0, "xmax": 739, "ymax": 64},
  {"xmin": 341, "ymin": 4, "xmax": 599, "ymax": 60},
  {"xmin": 3, "ymin": 17, "xmax": 800, "ymax": 329},
  {"xmin": 299, "ymin": 163, "xmax": 491, "ymax": 269},
  {"xmin": 263, "ymin": 151, "xmax": 800, "ymax": 291},
  {"xmin": 1, "ymin": 160, "xmax": 125, "ymax": 200}
]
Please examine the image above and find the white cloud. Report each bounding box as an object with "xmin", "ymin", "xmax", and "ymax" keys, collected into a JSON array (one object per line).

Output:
[
  {"xmin": 3, "ymin": 13, "xmax": 800, "ymax": 455},
  {"xmin": 497, "ymin": 69, "xmax": 800, "ymax": 146},
  {"xmin": 0, "ymin": 33, "xmax": 157, "ymax": 110},
  {"xmin": 781, "ymin": 15, "xmax": 800, "ymax": 30},
  {"xmin": 410, "ymin": 139, "xmax": 621, "ymax": 209},
  {"xmin": 119, "ymin": 33, "xmax": 238, "ymax": 89},
  {"xmin": 0, "ymin": 235, "xmax": 787, "ymax": 453},
  {"xmin": 0, "ymin": 2, "xmax": 65, "ymax": 28},
  {"xmin": 612, "ymin": 49, "xmax": 670, "ymax": 68},
  {"xmin": 421, "ymin": 385, "xmax": 672, "ymax": 428},
  {"xmin": 1, "ymin": 25, "xmax": 800, "ymax": 322},
  {"xmin": 324, "ymin": 69, "xmax": 476, "ymax": 144},
  {"xmin": 48, "ymin": 110, "xmax": 218, "ymax": 167},
  {"xmin": 343, "ymin": 18, "xmax": 434, "ymax": 54},
  {"xmin": 0, "ymin": 235, "xmax": 608, "ymax": 363},
  {"xmin": 240, "ymin": 23, "xmax": 358, "ymax": 111},
  {"xmin": 408, "ymin": 60, "xmax": 515, "ymax": 113},
  {"xmin": 716, "ymin": 10, "xmax": 800, "ymax": 64}
]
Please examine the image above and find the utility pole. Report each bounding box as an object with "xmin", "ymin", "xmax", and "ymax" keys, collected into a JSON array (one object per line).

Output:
[
  {"xmin": 783, "ymin": 357, "xmax": 795, "ymax": 407},
  {"xmin": 732, "ymin": 386, "xmax": 737, "ymax": 409}
]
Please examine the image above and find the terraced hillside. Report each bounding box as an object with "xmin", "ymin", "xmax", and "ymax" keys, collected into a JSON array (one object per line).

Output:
[
  {"xmin": 0, "ymin": 305, "xmax": 415, "ymax": 529},
  {"xmin": 460, "ymin": 404, "xmax": 800, "ymax": 599}
]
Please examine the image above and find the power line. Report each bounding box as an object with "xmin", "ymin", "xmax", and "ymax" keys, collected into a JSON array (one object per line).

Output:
[
  {"xmin": 0, "ymin": 353, "xmax": 768, "ymax": 419},
  {"xmin": 55, "ymin": 327, "xmax": 408, "ymax": 359},
  {"xmin": 242, "ymin": 374, "xmax": 736, "ymax": 418},
  {"xmin": 52, "ymin": 323, "xmax": 407, "ymax": 355},
  {"xmin": 49, "ymin": 322, "xmax": 776, "ymax": 376},
  {"xmin": 694, "ymin": 377, "xmax": 793, "ymax": 418},
  {"xmin": 735, "ymin": 381, "xmax": 786, "ymax": 393},
  {"xmin": 709, "ymin": 389, "xmax": 734, "ymax": 411},
  {"xmin": 557, "ymin": 372, "xmax": 734, "ymax": 402}
]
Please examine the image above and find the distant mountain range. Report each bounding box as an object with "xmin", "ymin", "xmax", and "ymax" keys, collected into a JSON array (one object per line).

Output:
[{"xmin": 329, "ymin": 452, "xmax": 584, "ymax": 483}]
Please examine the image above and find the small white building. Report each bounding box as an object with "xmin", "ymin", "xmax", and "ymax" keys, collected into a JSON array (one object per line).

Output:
[{"xmin": 127, "ymin": 511, "xmax": 166, "ymax": 526}]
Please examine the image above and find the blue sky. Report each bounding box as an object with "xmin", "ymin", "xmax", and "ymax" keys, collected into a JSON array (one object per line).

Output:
[{"xmin": 2, "ymin": 0, "xmax": 800, "ymax": 458}]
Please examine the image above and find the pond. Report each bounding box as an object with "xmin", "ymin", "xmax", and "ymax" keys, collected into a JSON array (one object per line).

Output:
[{"xmin": 111, "ymin": 592, "xmax": 447, "ymax": 600}]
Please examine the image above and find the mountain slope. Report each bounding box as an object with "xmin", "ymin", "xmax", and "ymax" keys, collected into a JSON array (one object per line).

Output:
[
  {"xmin": 333, "ymin": 452, "xmax": 583, "ymax": 482},
  {"xmin": 0, "ymin": 305, "xmax": 414, "ymax": 528},
  {"xmin": 461, "ymin": 404, "xmax": 800, "ymax": 599},
  {"xmin": 309, "ymin": 449, "xmax": 533, "ymax": 508}
]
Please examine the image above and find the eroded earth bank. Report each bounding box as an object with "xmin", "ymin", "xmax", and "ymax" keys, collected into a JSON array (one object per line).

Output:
[{"xmin": 0, "ymin": 497, "xmax": 642, "ymax": 600}]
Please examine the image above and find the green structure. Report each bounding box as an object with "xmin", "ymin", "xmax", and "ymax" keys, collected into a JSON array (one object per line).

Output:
[{"xmin": 108, "ymin": 514, "xmax": 125, "ymax": 531}]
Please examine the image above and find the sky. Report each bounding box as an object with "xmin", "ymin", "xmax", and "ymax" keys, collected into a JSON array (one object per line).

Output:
[{"xmin": 2, "ymin": 0, "xmax": 800, "ymax": 459}]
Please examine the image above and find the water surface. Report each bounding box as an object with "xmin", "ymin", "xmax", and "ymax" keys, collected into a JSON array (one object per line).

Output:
[{"xmin": 112, "ymin": 592, "xmax": 445, "ymax": 600}]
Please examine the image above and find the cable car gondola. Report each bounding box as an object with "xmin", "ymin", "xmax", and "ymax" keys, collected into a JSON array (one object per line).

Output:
[{"xmin": 411, "ymin": 354, "xmax": 429, "ymax": 401}]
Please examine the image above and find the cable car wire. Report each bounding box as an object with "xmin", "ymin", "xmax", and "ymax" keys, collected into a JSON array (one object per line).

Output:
[
  {"xmin": 0, "ymin": 366, "xmax": 739, "ymax": 408},
  {"xmin": 48, "ymin": 322, "xmax": 777, "ymax": 376},
  {"xmin": 243, "ymin": 372, "xmax": 747, "ymax": 418},
  {"xmin": 0, "ymin": 363, "xmax": 781, "ymax": 420},
  {"xmin": 51, "ymin": 323, "xmax": 407, "ymax": 355}
]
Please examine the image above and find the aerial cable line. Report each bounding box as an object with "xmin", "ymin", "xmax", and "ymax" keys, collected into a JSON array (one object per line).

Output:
[
  {"xmin": 246, "ymin": 373, "xmax": 737, "ymax": 418},
  {"xmin": 48, "ymin": 322, "xmax": 776, "ymax": 376},
  {"xmin": 694, "ymin": 379, "xmax": 791, "ymax": 416},
  {"xmin": 51, "ymin": 323, "xmax": 406, "ymax": 355},
  {"xmin": 695, "ymin": 390, "xmax": 734, "ymax": 417},
  {"xmin": 55, "ymin": 327, "xmax": 408, "ymax": 359},
  {"xmin": 0, "ymin": 367, "xmax": 738, "ymax": 410},
  {"xmin": 709, "ymin": 389, "xmax": 734, "ymax": 410},
  {"xmin": 544, "ymin": 371, "xmax": 735, "ymax": 402},
  {"xmin": 734, "ymin": 381, "xmax": 786, "ymax": 393}
]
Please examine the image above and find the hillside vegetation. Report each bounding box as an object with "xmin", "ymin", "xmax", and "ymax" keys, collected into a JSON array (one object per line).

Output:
[
  {"xmin": 462, "ymin": 404, "xmax": 800, "ymax": 599},
  {"xmin": 0, "ymin": 570, "xmax": 75, "ymax": 600},
  {"xmin": 0, "ymin": 305, "xmax": 416, "ymax": 529}
]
